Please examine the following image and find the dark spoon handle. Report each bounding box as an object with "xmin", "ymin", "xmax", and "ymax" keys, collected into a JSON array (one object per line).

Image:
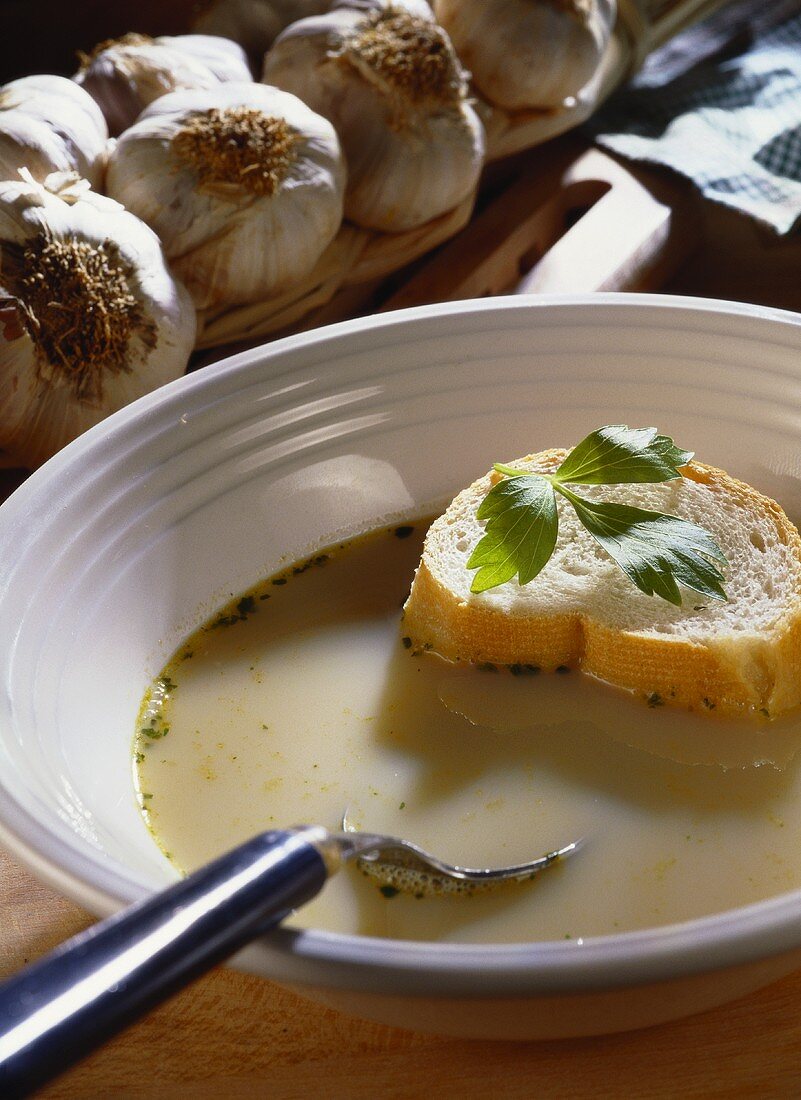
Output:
[{"xmin": 0, "ymin": 827, "xmax": 330, "ymax": 1098}]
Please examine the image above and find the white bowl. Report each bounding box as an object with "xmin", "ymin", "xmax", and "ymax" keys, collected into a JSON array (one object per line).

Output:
[{"xmin": 4, "ymin": 294, "xmax": 801, "ymax": 1041}]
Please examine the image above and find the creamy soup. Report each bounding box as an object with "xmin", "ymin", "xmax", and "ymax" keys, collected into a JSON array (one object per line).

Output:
[{"xmin": 134, "ymin": 521, "xmax": 801, "ymax": 944}]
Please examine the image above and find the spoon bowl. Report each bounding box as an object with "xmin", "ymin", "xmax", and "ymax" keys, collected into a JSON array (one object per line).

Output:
[{"xmin": 338, "ymin": 813, "xmax": 581, "ymax": 896}]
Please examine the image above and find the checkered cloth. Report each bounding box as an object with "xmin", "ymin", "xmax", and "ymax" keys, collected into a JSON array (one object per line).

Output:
[{"xmin": 593, "ymin": 0, "xmax": 801, "ymax": 233}]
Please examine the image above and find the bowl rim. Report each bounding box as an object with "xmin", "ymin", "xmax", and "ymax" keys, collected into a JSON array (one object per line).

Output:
[{"xmin": 5, "ymin": 290, "xmax": 801, "ymax": 997}]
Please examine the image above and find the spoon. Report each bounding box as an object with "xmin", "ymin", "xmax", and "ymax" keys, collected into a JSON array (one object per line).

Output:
[
  {"xmin": 339, "ymin": 813, "xmax": 578, "ymax": 895},
  {"xmin": 0, "ymin": 824, "xmax": 579, "ymax": 1097}
]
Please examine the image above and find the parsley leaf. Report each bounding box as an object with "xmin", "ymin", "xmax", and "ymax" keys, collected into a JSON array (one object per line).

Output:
[
  {"xmin": 559, "ymin": 489, "xmax": 727, "ymax": 606},
  {"xmin": 554, "ymin": 425, "xmax": 693, "ymax": 485},
  {"xmin": 467, "ymin": 473, "xmax": 558, "ymax": 593},
  {"xmin": 467, "ymin": 425, "xmax": 728, "ymax": 604}
]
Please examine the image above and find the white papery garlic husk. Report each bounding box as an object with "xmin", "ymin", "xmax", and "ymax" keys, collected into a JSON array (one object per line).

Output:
[
  {"xmin": 106, "ymin": 82, "xmax": 345, "ymax": 310},
  {"xmin": 0, "ymin": 75, "xmax": 109, "ymax": 189},
  {"xmin": 0, "ymin": 171, "xmax": 195, "ymax": 469},
  {"xmin": 433, "ymin": 0, "xmax": 615, "ymax": 110},
  {"xmin": 74, "ymin": 32, "xmax": 249, "ymax": 136},
  {"xmin": 332, "ymin": 0, "xmax": 433, "ymax": 16},
  {"xmin": 153, "ymin": 34, "xmax": 252, "ymax": 82},
  {"xmin": 193, "ymin": 1, "xmax": 331, "ymax": 63},
  {"xmin": 262, "ymin": 4, "xmax": 485, "ymax": 232}
]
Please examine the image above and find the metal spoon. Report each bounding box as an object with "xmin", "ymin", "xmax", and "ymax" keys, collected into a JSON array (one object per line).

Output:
[
  {"xmin": 339, "ymin": 813, "xmax": 579, "ymax": 895},
  {"xmin": 0, "ymin": 824, "xmax": 579, "ymax": 1097}
]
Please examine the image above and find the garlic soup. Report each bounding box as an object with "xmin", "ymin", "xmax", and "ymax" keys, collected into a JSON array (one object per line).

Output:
[{"xmin": 135, "ymin": 521, "xmax": 801, "ymax": 944}]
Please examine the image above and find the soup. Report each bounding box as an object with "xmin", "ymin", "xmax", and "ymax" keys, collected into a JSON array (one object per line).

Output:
[{"xmin": 134, "ymin": 521, "xmax": 801, "ymax": 943}]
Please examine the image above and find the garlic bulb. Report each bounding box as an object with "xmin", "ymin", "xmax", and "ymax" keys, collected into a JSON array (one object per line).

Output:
[
  {"xmin": 0, "ymin": 171, "xmax": 195, "ymax": 469},
  {"xmin": 106, "ymin": 83, "xmax": 345, "ymax": 310},
  {"xmin": 433, "ymin": 0, "xmax": 615, "ymax": 110},
  {"xmin": 262, "ymin": 4, "xmax": 485, "ymax": 232},
  {"xmin": 193, "ymin": 1, "xmax": 331, "ymax": 63},
  {"xmin": 74, "ymin": 32, "xmax": 249, "ymax": 136},
  {"xmin": 0, "ymin": 76, "xmax": 108, "ymax": 189}
]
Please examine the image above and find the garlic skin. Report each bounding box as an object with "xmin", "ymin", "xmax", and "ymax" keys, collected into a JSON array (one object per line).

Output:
[
  {"xmin": 193, "ymin": 1, "xmax": 331, "ymax": 63},
  {"xmin": 262, "ymin": 6, "xmax": 485, "ymax": 232},
  {"xmin": 331, "ymin": 0, "xmax": 433, "ymax": 16},
  {"xmin": 73, "ymin": 33, "xmax": 231, "ymax": 136},
  {"xmin": 0, "ymin": 171, "xmax": 195, "ymax": 470},
  {"xmin": 106, "ymin": 83, "xmax": 345, "ymax": 310},
  {"xmin": 0, "ymin": 76, "xmax": 108, "ymax": 189},
  {"xmin": 154, "ymin": 34, "xmax": 252, "ymax": 83},
  {"xmin": 433, "ymin": 0, "xmax": 616, "ymax": 110}
]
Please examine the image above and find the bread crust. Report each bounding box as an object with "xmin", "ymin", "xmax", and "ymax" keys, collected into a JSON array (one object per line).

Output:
[{"xmin": 402, "ymin": 456, "xmax": 801, "ymax": 719}]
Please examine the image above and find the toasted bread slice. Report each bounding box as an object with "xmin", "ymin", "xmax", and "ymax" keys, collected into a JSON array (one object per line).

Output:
[{"xmin": 402, "ymin": 450, "xmax": 801, "ymax": 719}]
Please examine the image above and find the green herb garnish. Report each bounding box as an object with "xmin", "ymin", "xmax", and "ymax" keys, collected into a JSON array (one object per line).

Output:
[{"xmin": 467, "ymin": 425, "xmax": 728, "ymax": 606}]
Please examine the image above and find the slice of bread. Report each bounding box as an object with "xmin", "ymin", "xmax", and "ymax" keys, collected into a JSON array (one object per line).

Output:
[{"xmin": 402, "ymin": 450, "xmax": 801, "ymax": 719}]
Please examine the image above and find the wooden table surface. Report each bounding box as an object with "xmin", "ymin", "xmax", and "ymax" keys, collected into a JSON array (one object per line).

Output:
[
  {"xmin": 5, "ymin": 841, "xmax": 801, "ymax": 1100},
  {"xmin": 5, "ymin": 189, "xmax": 801, "ymax": 1099}
]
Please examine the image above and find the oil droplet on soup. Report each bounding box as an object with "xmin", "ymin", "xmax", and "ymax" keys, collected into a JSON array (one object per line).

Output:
[{"xmin": 135, "ymin": 521, "xmax": 801, "ymax": 944}]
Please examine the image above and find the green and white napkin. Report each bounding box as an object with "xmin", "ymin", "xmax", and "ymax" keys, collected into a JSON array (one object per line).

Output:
[{"xmin": 593, "ymin": 0, "xmax": 801, "ymax": 233}]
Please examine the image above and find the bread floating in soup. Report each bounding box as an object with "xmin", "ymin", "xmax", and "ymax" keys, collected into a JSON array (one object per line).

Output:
[
  {"xmin": 135, "ymin": 427, "xmax": 801, "ymax": 944},
  {"xmin": 404, "ymin": 425, "xmax": 801, "ymax": 720}
]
